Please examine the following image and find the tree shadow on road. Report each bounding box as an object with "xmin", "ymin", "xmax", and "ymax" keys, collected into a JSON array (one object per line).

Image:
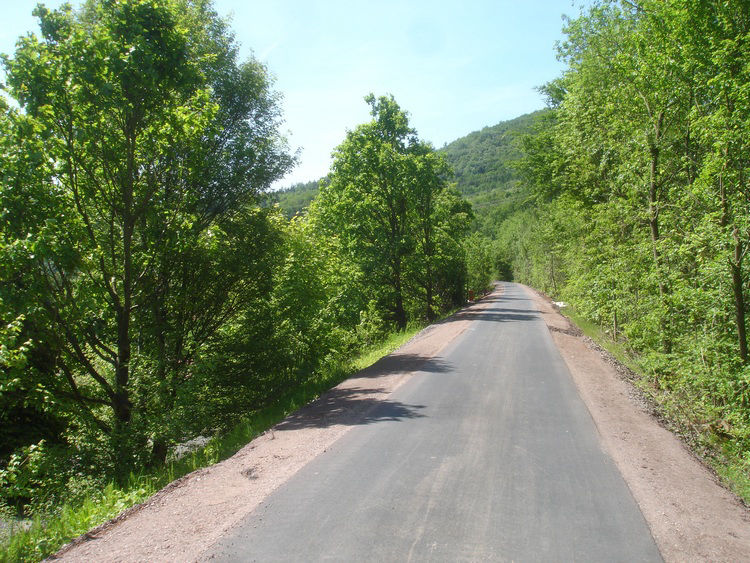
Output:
[
  {"xmin": 439, "ymin": 296, "xmax": 539, "ymax": 323},
  {"xmin": 357, "ymin": 353, "xmax": 453, "ymax": 379},
  {"xmin": 275, "ymin": 387, "xmax": 427, "ymax": 430},
  {"xmin": 274, "ymin": 353, "xmax": 451, "ymax": 431},
  {"xmin": 450, "ymin": 309, "xmax": 538, "ymax": 322}
]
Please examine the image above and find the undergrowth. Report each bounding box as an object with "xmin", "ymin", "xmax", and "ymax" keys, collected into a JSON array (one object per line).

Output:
[
  {"xmin": 562, "ymin": 306, "xmax": 750, "ymax": 506},
  {"xmin": 0, "ymin": 323, "xmax": 424, "ymax": 563}
]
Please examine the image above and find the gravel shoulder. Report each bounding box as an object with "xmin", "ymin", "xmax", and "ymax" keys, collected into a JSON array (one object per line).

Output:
[
  {"xmin": 526, "ymin": 285, "xmax": 750, "ymax": 562},
  {"xmin": 50, "ymin": 296, "xmax": 490, "ymax": 562}
]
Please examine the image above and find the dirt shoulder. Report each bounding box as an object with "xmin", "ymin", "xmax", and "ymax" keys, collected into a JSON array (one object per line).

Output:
[
  {"xmin": 50, "ymin": 296, "xmax": 494, "ymax": 562},
  {"xmin": 526, "ymin": 285, "xmax": 750, "ymax": 562}
]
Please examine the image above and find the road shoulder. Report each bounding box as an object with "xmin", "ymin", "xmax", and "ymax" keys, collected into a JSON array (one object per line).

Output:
[{"xmin": 527, "ymin": 285, "xmax": 750, "ymax": 562}]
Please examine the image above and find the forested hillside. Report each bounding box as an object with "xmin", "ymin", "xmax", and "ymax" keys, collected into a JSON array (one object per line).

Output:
[
  {"xmin": 274, "ymin": 111, "xmax": 541, "ymax": 228},
  {"xmin": 441, "ymin": 111, "xmax": 540, "ymax": 237},
  {"xmin": 269, "ymin": 179, "xmax": 322, "ymax": 218},
  {"xmin": 494, "ymin": 0, "xmax": 750, "ymax": 501},
  {"xmin": 442, "ymin": 111, "xmax": 539, "ymax": 197}
]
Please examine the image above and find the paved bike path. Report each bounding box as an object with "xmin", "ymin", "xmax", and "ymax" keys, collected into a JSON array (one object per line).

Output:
[{"xmin": 203, "ymin": 283, "xmax": 661, "ymax": 562}]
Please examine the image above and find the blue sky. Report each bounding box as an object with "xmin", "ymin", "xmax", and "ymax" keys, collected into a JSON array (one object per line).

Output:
[{"xmin": 1, "ymin": 0, "xmax": 588, "ymax": 187}]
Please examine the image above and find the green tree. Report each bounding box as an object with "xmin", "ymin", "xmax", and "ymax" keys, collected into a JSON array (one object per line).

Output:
[
  {"xmin": 683, "ymin": 0, "xmax": 750, "ymax": 362},
  {"xmin": 316, "ymin": 95, "xmax": 416, "ymax": 329},
  {"xmin": 406, "ymin": 150, "xmax": 471, "ymax": 320},
  {"xmin": 464, "ymin": 233, "xmax": 494, "ymax": 297},
  {"xmin": 497, "ymin": 0, "xmax": 750, "ymax": 491},
  {"xmin": 314, "ymin": 94, "xmax": 471, "ymax": 329},
  {"xmin": 1, "ymin": 0, "xmax": 292, "ymax": 475}
]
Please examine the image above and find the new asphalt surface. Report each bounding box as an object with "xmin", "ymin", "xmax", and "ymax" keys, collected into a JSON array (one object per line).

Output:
[{"xmin": 203, "ymin": 283, "xmax": 662, "ymax": 562}]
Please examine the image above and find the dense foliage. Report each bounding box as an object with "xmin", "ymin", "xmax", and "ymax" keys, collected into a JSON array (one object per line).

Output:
[
  {"xmin": 0, "ymin": 2, "xmax": 475, "ymax": 550},
  {"xmin": 496, "ymin": 0, "xmax": 750, "ymax": 490},
  {"xmin": 442, "ymin": 112, "xmax": 538, "ymax": 195},
  {"xmin": 441, "ymin": 111, "xmax": 542, "ymax": 239},
  {"xmin": 0, "ymin": 0, "xmax": 296, "ymax": 509},
  {"xmin": 271, "ymin": 110, "xmax": 542, "ymax": 297}
]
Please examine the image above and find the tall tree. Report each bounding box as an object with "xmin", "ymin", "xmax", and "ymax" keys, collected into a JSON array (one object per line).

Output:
[
  {"xmin": 553, "ymin": 1, "xmax": 692, "ymax": 351},
  {"xmin": 683, "ymin": 0, "xmax": 750, "ymax": 362},
  {"xmin": 407, "ymin": 148, "xmax": 470, "ymax": 320},
  {"xmin": 1, "ymin": 0, "xmax": 292, "ymax": 473},
  {"xmin": 313, "ymin": 94, "xmax": 469, "ymax": 328},
  {"xmin": 493, "ymin": 0, "xmax": 750, "ymax": 496},
  {"xmin": 314, "ymin": 95, "xmax": 417, "ymax": 329}
]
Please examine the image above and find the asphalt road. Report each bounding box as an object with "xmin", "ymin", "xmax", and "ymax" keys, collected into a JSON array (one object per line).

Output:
[{"xmin": 203, "ymin": 283, "xmax": 662, "ymax": 562}]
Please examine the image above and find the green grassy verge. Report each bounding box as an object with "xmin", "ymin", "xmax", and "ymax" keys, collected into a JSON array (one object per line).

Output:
[
  {"xmin": 563, "ymin": 308, "xmax": 641, "ymax": 375},
  {"xmin": 561, "ymin": 306, "xmax": 750, "ymax": 506},
  {"xmin": 715, "ymin": 462, "xmax": 750, "ymax": 504},
  {"xmin": 1, "ymin": 323, "xmax": 426, "ymax": 563},
  {"xmin": 352, "ymin": 323, "xmax": 423, "ymax": 371}
]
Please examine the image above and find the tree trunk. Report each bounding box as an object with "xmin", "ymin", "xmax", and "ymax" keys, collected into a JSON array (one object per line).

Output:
[
  {"xmin": 719, "ymin": 155, "xmax": 748, "ymax": 363},
  {"xmin": 424, "ymin": 224, "xmax": 435, "ymax": 322},
  {"xmin": 425, "ymin": 275, "xmax": 435, "ymax": 322},
  {"xmin": 648, "ymin": 121, "xmax": 671, "ymax": 353},
  {"xmin": 648, "ymin": 145, "xmax": 665, "ymax": 299},
  {"xmin": 149, "ymin": 438, "xmax": 169, "ymax": 468},
  {"xmin": 393, "ymin": 264, "xmax": 407, "ymax": 330},
  {"xmin": 113, "ymin": 127, "xmax": 137, "ymax": 476},
  {"xmin": 613, "ymin": 309, "xmax": 618, "ymax": 341},
  {"xmin": 549, "ymin": 252, "xmax": 558, "ymax": 294},
  {"xmin": 732, "ymin": 230, "xmax": 748, "ymax": 363}
]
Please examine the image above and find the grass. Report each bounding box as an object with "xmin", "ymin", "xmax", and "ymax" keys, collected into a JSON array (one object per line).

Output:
[
  {"xmin": 716, "ymin": 461, "xmax": 750, "ymax": 504},
  {"xmin": 563, "ymin": 307, "xmax": 642, "ymax": 375},
  {"xmin": 352, "ymin": 324, "xmax": 422, "ymax": 371},
  {"xmin": 0, "ymin": 323, "xmax": 425, "ymax": 563},
  {"xmin": 560, "ymin": 305, "xmax": 750, "ymax": 506}
]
